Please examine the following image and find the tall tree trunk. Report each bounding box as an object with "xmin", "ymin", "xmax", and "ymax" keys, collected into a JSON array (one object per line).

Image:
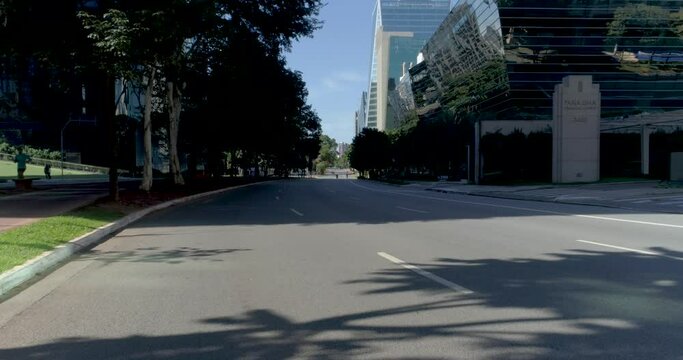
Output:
[
  {"xmin": 167, "ymin": 80, "xmax": 184, "ymax": 185},
  {"xmin": 140, "ymin": 67, "xmax": 156, "ymax": 192}
]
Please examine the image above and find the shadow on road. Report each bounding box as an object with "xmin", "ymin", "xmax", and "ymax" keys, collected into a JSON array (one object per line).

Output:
[
  {"xmin": 81, "ymin": 247, "xmax": 251, "ymax": 266},
  {"xmin": 128, "ymin": 180, "xmax": 683, "ymax": 230},
  {"xmin": 2, "ymin": 249, "xmax": 683, "ymax": 359}
]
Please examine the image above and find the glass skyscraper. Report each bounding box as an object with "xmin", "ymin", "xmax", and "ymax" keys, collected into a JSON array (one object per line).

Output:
[
  {"xmin": 366, "ymin": 0, "xmax": 451, "ymax": 131},
  {"xmin": 416, "ymin": 0, "xmax": 683, "ymax": 123},
  {"xmin": 409, "ymin": 0, "xmax": 683, "ymax": 181}
]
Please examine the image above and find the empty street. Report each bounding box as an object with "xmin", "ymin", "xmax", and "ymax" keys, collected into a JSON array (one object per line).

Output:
[{"xmin": 1, "ymin": 179, "xmax": 683, "ymax": 359}]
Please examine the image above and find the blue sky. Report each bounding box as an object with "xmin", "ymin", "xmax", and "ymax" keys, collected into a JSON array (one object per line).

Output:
[{"xmin": 285, "ymin": 0, "xmax": 376, "ymax": 144}]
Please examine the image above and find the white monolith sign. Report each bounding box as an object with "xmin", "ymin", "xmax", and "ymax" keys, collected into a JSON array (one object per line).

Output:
[
  {"xmin": 552, "ymin": 75, "xmax": 601, "ymax": 183},
  {"xmin": 671, "ymin": 152, "xmax": 683, "ymax": 181}
]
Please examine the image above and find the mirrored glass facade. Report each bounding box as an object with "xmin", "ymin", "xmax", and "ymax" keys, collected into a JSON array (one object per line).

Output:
[
  {"xmin": 356, "ymin": 91, "xmax": 368, "ymax": 135},
  {"xmin": 416, "ymin": 0, "xmax": 683, "ymax": 124},
  {"xmin": 366, "ymin": 0, "xmax": 451, "ymax": 131}
]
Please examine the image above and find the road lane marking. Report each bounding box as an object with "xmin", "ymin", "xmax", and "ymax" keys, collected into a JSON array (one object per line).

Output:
[
  {"xmin": 396, "ymin": 206, "xmax": 429, "ymax": 214},
  {"xmin": 577, "ymin": 240, "xmax": 683, "ymax": 261},
  {"xmin": 571, "ymin": 215, "xmax": 683, "ymax": 229},
  {"xmin": 614, "ymin": 195, "xmax": 683, "ymax": 203},
  {"xmin": 577, "ymin": 240, "xmax": 659, "ymax": 256},
  {"xmin": 348, "ymin": 181, "xmax": 683, "ymax": 230},
  {"xmin": 377, "ymin": 252, "xmax": 473, "ymax": 295},
  {"xmin": 349, "ymin": 197, "xmax": 361, "ymax": 201},
  {"xmin": 290, "ymin": 208, "xmax": 304, "ymax": 217},
  {"xmin": 660, "ymin": 201, "xmax": 683, "ymax": 206}
]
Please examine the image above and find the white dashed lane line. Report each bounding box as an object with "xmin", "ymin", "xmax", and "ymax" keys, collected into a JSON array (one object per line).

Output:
[
  {"xmin": 396, "ymin": 206, "xmax": 429, "ymax": 214},
  {"xmin": 378, "ymin": 252, "xmax": 473, "ymax": 295},
  {"xmin": 577, "ymin": 240, "xmax": 683, "ymax": 261},
  {"xmin": 290, "ymin": 208, "xmax": 304, "ymax": 217}
]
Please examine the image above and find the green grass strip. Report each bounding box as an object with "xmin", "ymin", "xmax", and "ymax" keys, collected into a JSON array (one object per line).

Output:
[
  {"xmin": 0, "ymin": 207, "xmax": 123, "ymax": 273},
  {"xmin": 0, "ymin": 160, "xmax": 102, "ymax": 180}
]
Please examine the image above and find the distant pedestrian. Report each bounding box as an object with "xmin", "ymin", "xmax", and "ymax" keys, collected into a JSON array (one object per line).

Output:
[
  {"xmin": 336, "ymin": 174, "xmax": 338, "ymax": 179},
  {"xmin": 44, "ymin": 163, "xmax": 52, "ymax": 179},
  {"xmin": 13, "ymin": 147, "xmax": 30, "ymax": 179}
]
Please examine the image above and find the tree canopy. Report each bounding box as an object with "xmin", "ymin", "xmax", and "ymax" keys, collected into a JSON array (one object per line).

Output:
[
  {"xmin": 0, "ymin": 0, "xmax": 325, "ymax": 194},
  {"xmin": 349, "ymin": 128, "xmax": 392, "ymax": 179},
  {"xmin": 314, "ymin": 134, "xmax": 337, "ymax": 174}
]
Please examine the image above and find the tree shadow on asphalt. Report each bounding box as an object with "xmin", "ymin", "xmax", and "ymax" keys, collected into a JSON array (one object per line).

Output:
[
  {"xmin": 79, "ymin": 247, "xmax": 251, "ymax": 265},
  {"xmin": 2, "ymin": 248, "xmax": 683, "ymax": 359},
  {"xmin": 127, "ymin": 180, "xmax": 683, "ymax": 228}
]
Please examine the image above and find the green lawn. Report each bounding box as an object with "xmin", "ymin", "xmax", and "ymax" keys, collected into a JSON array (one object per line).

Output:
[
  {"xmin": 0, "ymin": 207, "xmax": 123, "ymax": 273},
  {"xmin": 0, "ymin": 160, "xmax": 105, "ymax": 181}
]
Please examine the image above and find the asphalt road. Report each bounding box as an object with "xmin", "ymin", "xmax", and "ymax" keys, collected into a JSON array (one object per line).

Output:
[{"xmin": 1, "ymin": 179, "xmax": 683, "ymax": 359}]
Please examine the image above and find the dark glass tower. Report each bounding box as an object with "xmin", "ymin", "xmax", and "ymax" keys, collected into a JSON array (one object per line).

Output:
[{"xmin": 418, "ymin": 0, "xmax": 683, "ymax": 122}]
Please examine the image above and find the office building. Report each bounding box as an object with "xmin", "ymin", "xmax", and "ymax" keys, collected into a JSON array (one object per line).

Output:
[
  {"xmin": 356, "ymin": 91, "xmax": 368, "ymax": 135},
  {"xmin": 366, "ymin": 0, "xmax": 451, "ymax": 131},
  {"xmin": 415, "ymin": 0, "xmax": 683, "ymax": 124}
]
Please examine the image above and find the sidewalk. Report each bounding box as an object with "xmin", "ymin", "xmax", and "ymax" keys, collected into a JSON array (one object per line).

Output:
[
  {"xmin": 0, "ymin": 177, "xmax": 138, "ymax": 233},
  {"xmin": 420, "ymin": 180, "xmax": 683, "ymax": 214},
  {"xmin": 0, "ymin": 176, "xmax": 109, "ymax": 191}
]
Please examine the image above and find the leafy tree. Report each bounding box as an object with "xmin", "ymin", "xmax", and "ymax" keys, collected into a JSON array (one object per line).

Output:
[
  {"xmin": 185, "ymin": 30, "xmax": 321, "ymax": 177},
  {"xmin": 335, "ymin": 145, "xmax": 351, "ymax": 169},
  {"xmin": 2, "ymin": 0, "xmax": 324, "ymax": 192},
  {"xmin": 314, "ymin": 134, "xmax": 337, "ymax": 174},
  {"xmin": 607, "ymin": 4, "xmax": 682, "ymax": 57},
  {"xmin": 79, "ymin": 7, "xmax": 159, "ymax": 194},
  {"xmin": 79, "ymin": 0, "xmax": 323, "ymax": 186},
  {"xmin": 156, "ymin": 0, "xmax": 323, "ymax": 185},
  {"xmin": 349, "ymin": 128, "xmax": 391, "ymax": 179}
]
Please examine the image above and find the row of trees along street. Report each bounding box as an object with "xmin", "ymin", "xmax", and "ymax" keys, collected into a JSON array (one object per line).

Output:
[
  {"xmin": 0, "ymin": 0, "xmax": 324, "ymax": 199},
  {"xmin": 349, "ymin": 112, "xmax": 473, "ymax": 181}
]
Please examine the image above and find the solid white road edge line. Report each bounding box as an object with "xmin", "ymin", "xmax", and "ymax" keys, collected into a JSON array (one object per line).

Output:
[
  {"xmin": 377, "ymin": 252, "xmax": 473, "ymax": 295},
  {"xmin": 349, "ymin": 181, "xmax": 683, "ymax": 230},
  {"xmin": 396, "ymin": 206, "xmax": 429, "ymax": 214},
  {"xmin": 577, "ymin": 240, "xmax": 659, "ymax": 256},
  {"xmin": 290, "ymin": 208, "xmax": 304, "ymax": 217},
  {"xmin": 614, "ymin": 195, "xmax": 683, "ymax": 203},
  {"xmin": 577, "ymin": 239, "xmax": 683, "ymax": 261}
]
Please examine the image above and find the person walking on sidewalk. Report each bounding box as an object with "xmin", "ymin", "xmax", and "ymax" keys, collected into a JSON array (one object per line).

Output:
[
  {"xmin": 13, "ymin": 147, "xmax": 31, "ymax": 179},
  {"xmin": 44, "ymin": 163, "xmax": 52, "ymax": 179}
]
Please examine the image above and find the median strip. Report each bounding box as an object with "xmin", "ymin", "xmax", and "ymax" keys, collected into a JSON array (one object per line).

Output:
[{"xmin": 377, "ymin": 252, "xmax": 473, "ymax": 295}]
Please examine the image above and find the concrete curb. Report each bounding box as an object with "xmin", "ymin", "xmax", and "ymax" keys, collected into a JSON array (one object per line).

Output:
[{"xmin": 0, "ymin": 181, "xmax": 268, "ymax": 297}]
